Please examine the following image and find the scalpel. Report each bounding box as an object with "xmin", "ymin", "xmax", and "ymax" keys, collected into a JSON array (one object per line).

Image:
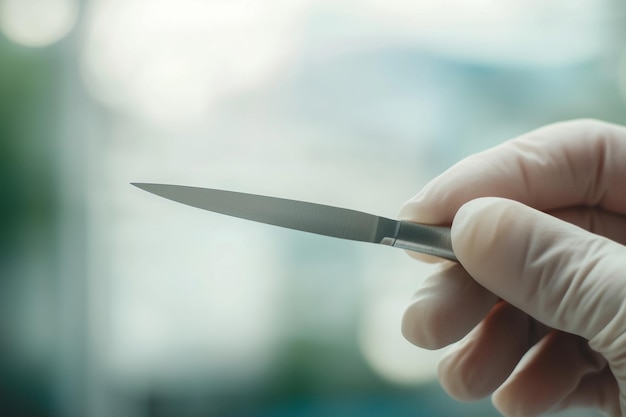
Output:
[{"xmin": 132, "ymin": 183, "xmax": 456, "ymax": 261}]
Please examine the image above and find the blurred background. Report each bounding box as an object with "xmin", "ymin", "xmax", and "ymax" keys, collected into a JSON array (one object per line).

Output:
[{"xmin": 1, "ymin": 0, "xmax": 626, "ymax": 416}]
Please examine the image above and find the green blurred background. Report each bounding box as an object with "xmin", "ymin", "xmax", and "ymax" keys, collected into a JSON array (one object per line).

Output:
[{"xmin": 1, "ymin": 0, "xmax": 626, "ymax": 416}]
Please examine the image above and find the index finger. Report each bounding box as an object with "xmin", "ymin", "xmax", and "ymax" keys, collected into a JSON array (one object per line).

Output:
[{"xmin": 399, "ymin": 119, "xmax": 626, "ymax": 226}]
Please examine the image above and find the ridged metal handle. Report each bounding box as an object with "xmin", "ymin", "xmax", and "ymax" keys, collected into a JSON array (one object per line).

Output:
[{"xmin": 391, "ymin": 221, "xmax": 456, "ymax": 261}]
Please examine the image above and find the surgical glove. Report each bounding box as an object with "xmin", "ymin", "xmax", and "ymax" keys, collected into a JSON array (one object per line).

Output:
[{"xmin": 399, "ymin": 119, "xmax": 626, "ymax": 417}]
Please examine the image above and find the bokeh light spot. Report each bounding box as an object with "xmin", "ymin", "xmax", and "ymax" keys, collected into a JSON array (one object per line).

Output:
[
  {"xmin": 0, "ymin": 0, "xmax": 79, "ymax": 47},
  {"xmin": 359, "ymin": 294, "xmax": 445, "ymax": 385}
]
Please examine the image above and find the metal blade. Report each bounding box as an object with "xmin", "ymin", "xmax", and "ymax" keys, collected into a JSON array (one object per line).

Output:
[{"xmin": 132, "ymin": 183, "xmax": 399, "ymax": 245}]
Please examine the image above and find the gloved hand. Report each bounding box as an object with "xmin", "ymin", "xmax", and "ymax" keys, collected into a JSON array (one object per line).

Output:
[{"xmin": 399, "ymin": 119, "xmax": 626, "ymax": 417}]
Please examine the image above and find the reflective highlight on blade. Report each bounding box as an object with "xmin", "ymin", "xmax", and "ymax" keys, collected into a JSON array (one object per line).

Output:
[{"xmin": 132, "ymin": 183, "xmax": 398, "ymax": 244}]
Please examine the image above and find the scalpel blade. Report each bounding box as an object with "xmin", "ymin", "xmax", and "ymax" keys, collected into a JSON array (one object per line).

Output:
[{"xmin": 132, "ymin": 183, "xmax": 456, "ymax": 261}]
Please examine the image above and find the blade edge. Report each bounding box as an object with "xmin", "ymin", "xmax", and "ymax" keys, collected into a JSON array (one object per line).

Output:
[{"xmin": 133, "ymin": 183, "xmax": 398, "ymax": 244}]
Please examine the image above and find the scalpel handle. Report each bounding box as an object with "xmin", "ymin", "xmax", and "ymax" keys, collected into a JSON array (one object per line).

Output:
[{"xmin": 392, "ymin": 221, "xmax": 456, "ymax": 262}]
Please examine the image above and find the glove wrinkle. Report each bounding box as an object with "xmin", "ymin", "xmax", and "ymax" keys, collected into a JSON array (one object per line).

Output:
[
  {"xmin": 554, "ymin": 365, "xmax": 620, "ymax": 417},
  {"xmin": 438, "ymin": 302, "xmax": 530, "ymax": 402}
]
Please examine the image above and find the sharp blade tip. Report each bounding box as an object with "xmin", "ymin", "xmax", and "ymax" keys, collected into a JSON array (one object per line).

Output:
[{"xmin": 131, "ymin": 182, "xmax": 159, "ymax": 192}]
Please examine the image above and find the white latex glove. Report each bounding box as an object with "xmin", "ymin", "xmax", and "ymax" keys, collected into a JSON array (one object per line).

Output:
[{"xmin": 399, "ymin": 119, "xmax": 626, "ymax": 417}]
